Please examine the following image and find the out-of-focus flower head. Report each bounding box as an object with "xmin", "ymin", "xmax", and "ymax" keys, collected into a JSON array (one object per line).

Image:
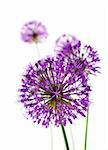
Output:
[
  {"xmin": 55, "ymin": 34, "xmax": 81, "ymax": 53},
  {"xmin": 21, "ymin": 20, "xmax": 48, "ymax": 43},
  {"xmin": 19, "ymin": 57, "xmax": 90, "ymax": 127},
  {"xmin": 55, "ymin": 34, "xmax": 100, "ymax": 76}
]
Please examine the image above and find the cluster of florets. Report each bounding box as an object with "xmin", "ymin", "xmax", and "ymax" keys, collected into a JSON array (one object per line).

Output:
[
  {"xmin": 21, "ymin": 20, "xmax": 48, "ymax": 43},
  {"xmin": 19, "ymin": 21, "xmax": 100, "ymax": 127},
  {"xmin": 55, "ymin": 34, "xmax": 100, "ymax": 76}
]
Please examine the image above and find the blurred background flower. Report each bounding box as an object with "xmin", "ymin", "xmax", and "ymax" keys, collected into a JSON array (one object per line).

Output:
[{"xmin": 21, "ymin": 20, "xmax": 48, "ymax": 43}]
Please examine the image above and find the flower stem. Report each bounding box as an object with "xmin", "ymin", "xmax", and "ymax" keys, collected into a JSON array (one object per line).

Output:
[
  {"xmin": 50, "ymin": 125, "xmax": 53, "ymax": 150},
  {"xmin": 61, "ymin": 125, "xmax": 70, "ymax": 150},
  {"xmin": 69, "ymin": 125, "xmax": 75, "ymax": 150},
  {"xmin": 35, "ymin": 43, "xmax": 41, "ymax": 59},
  {"xmin": 84, "ymin": 110, "xmax": 89, "ymax": 150}
]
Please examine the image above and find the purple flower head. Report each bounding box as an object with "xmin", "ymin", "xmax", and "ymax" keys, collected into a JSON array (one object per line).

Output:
[
  {"xmin": 55, "ymin": 34, "xmax": 81, "ymax": 53},
  {"xmin": 21, "ymin": 20, "xmax": 48, "ymax": 43},
  {"xmin": 55, "ymin": 34, "xmax": 100, "ymax": 76},
  {"xmin": 19, "ymin": 57, "xmax": 90, "ymax": 127}
]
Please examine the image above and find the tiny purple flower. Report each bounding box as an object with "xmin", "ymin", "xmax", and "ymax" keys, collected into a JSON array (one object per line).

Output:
[
  {"xmin": 19, "ymin": 57, "xmax": 90, "ymax": 127},
  {"xmin": 21, "ymin": 20, "xmax": 48, "ymax": 43}
]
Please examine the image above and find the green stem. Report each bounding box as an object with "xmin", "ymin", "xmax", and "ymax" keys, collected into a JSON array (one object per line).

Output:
[
  {"xmin": 35, "ymin": 43, "xmax": 41, "ymax": 59},
  {"xmin": 61, "ymin": 125, "xmax": 70, "ymax": 150},
  {"xmin": 50, "ymin": 125, "xmax": 53, "ymax": 150},
  {"xmin": 84, "ymin": 110, "xmax": 89, "ymax": 150},
  {"xmin": 69, "ymin": 125, "xmax": 75, "ymax": 150}
]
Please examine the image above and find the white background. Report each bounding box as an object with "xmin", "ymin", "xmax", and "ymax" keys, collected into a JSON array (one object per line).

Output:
[{"xmin": 0, "ymin": 0, "xmax": 107, "ymax": 149}]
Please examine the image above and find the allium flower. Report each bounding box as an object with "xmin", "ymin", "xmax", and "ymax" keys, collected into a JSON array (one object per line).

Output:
[
  {"xmin": 55, "ymin": 34, "xmax": 100, "ymax": 76},
  {"xmin": 55, "ymin": 34, "xmax": 81, "ymax": 53},
  {"xmin": 19, "ymin": 57, "xmax": 90, "ymax": 127},
  {"xmin": 21, "ymin": 20, "xmax": 48, "ymax": 43}
]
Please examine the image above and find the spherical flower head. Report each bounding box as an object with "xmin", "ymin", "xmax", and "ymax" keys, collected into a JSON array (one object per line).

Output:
[
  {"xmin": 55, "ymin": 34, "xmax": 100, "ymax": 76},
  {"xmin": 19, "ymin": 57, "xmax": 90, "ymax": 127},
  {"xmin": 21, "ymin": 20, "xmax": 48, "ymax": 43},
  {"xmin": 55, "ymin": 34, "xmax": 81, "ymax": 53}
]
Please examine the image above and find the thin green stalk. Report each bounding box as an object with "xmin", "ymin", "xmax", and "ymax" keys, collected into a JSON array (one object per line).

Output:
[
  {"xmin": 84, "ymin": 110, "xmax": 89, "ymax": 150},
  {"xmin": 35, "ymin": 43, "xmax": 41, "ymax": 59},
  {"xmin": 50, "ymin": 125, "xmax": 53, "ymax": 150},
  {"xmin": 61, "ymin": 125, "xmax": 70, "ymax": 150},
  {"xmin": 69, "ymin": 125, "xmax": 75, "ymax": 150}
]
